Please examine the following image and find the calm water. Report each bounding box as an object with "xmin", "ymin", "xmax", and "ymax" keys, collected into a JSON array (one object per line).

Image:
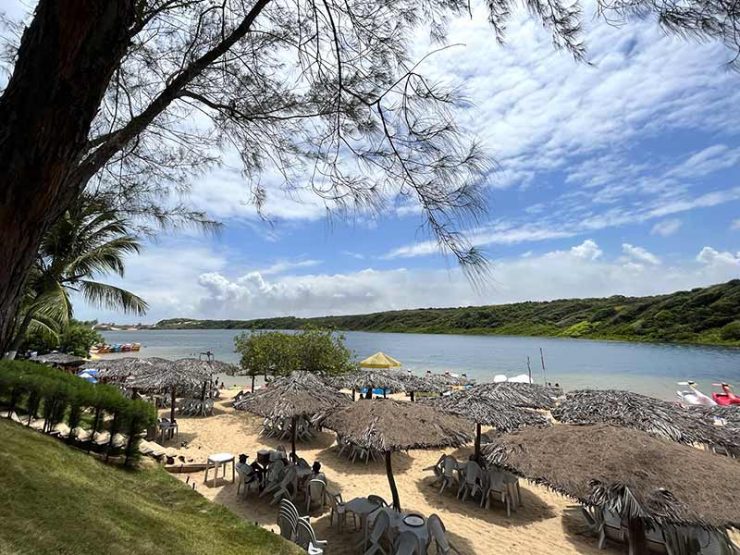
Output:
[{"xmin": 101, "ymin": 329, "xmax": 739, "ymax": 400}]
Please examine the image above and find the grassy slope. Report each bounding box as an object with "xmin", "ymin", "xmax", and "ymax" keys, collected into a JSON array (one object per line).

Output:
[
  {"xmin": 156, "ymin": 280, "xmax": 740, "ymax": 347},
  {"xmin": 0, "ymin": 419, "xmax": 299, "ymax": 555}
]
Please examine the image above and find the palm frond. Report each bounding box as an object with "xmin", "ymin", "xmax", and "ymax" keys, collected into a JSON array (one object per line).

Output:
[{"xmin": 78, "ymin": 280, "xmax": 148, "ymax": 315}]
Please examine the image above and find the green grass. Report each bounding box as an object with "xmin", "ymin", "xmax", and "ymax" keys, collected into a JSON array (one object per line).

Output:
[{"xmin": 0, "ymin": 419, "xmax": 300, "ymax": 555}]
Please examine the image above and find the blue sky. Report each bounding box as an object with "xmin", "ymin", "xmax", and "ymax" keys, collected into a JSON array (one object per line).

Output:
[{"xmin": 3, "ymin": 1, "xmax": 739, "ymax": 322}]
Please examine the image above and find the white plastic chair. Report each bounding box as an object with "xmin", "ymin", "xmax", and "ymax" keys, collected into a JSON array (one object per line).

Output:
[
  {"xmin": 295, "ymin": 518, "xmax": 328, "ymax": 555},
  {"xmin": 393, "ymin": 531, "xmax": 420, "ymax": 555},
  {"xmin": 236, "ymin": 466, "xmax": 259, "ymax": 497},
  {"xmin": 439, "ymin": 455, "xmax": 459, "ymax": 494},
  {"xmin": 270, "ymin": 466, "xmax": 298, "ymax": 505},
  {"xmin": 428, "ymin": 513, "xmax": 461, "ymax": 554},
  {"xmin": 457, "ymin": 461, "xmax": 484, "ymax": 502},
  {"xmin": 305, "ymin": 479, "xmax": 326, "ymax": 512},
  {"xmin": 482, "ymin": 469, "xmax": 512, "ymax": 516},
  {"xmin": 326, "ymin": 491, "xmax": 354, "ymax": 532},
  {"xmin": 423, "ymin": 454, "xmax": 446, "ymax": 486},
  {"xmin": 363, "ymin": 508, "xmax": 390, "ymax": 554}
]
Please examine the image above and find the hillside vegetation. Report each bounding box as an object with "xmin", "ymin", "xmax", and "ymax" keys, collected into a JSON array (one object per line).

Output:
[
  {"xmin": 156, "ymin": 280, "xmax": 740, "ymax": 346},
  {"xmin": 0, "ymin": 419, "xmax": 299, "ymax": 555}
]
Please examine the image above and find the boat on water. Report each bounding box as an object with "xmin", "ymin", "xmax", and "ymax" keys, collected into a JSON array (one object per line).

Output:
[
  {"xmin": 90, "ymin": 342, "xmax": 141, "ymax": 354},
  {"xmin": 676, "ymin": 381, "xmax": 717, "ymax": 406},
  {"xmin": 711, "ymin": 383, "xmax": 740, "ymax": 406}
]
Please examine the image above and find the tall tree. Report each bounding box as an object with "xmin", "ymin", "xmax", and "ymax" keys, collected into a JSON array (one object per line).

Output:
[
  {"xmin": 6, "ymin": 196, "xmax": 147, "ymax": 357},
  {"xmin": 0, "ymin": 0, "xmax": 738, "ymax": 353}
]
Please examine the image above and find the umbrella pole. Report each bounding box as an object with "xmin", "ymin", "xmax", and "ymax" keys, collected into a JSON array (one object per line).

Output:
[
  {"xmin": 291, "ymin": 416, "xmax": 297, "ymax": 459},
  {"xmin": 352, "ymin": 388, "xmax": 356, "ymax": 401},
  {"xmin": 251, "ymin": 375, "xmax": 255, "ymax": 393},
  {"xmin": 627, "ymin": 518, "xmax": 648, "ymax": 555},
  {"xmin": 170, "ymin": 387, "xmax": 177, "ymax": 423},
  {"xmin": 385, "ymin": 450, "xmax": 401, "ymax": 511},
  {"xmin": 474, "ymin": 423, "xmax": 482, "ymax": 461},
  {"xmin": 410, "ymin": 391, "xmax": 415, "ymax": 402},
  {"xmin": 383, "ymin": 387, "xmax": 387, "ymax": 399}
]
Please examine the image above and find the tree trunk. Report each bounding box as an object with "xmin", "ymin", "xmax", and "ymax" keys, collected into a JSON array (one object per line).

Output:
[
  {"xmin": 251, "ymin": 374, "xmax": 255, "ymax": 393},
  {"xmin": 385, "ymin": 450, "xmax": 401, "ymax": 511},
  {"xmin": 0, "ymin": 1, "xmax": 135, "ymax": 353},
  {"xmin": 410, "ymin": 391, "xmax": 415, "ymax": 402},
  {"xmin": 474, "ymin": 423, "xmax": 482, "ymax": 462}
]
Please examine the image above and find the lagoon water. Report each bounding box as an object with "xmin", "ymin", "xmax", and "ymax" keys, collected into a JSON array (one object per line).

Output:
[{"xmin": 101, "ymin": 329, "xmax": 739, "ymax": 400}]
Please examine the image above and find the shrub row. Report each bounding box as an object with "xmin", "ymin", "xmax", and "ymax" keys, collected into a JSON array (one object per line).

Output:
[{"xmin": 0, "ymin": 360, "xmax": 156, "ymax": 466}]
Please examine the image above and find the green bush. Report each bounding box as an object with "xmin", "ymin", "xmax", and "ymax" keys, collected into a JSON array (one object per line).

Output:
[
  {"xmin": 0, "ymin": 360, "xmax": 156, "ymax": 466},
  {"xmin": 719, "ymin": 321, "xmax": 740, "ymax": 341}
]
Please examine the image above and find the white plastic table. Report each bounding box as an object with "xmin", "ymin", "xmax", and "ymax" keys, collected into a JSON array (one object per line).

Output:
[
  {"xmin": 204, "ymin": 452, "xmax": 235, "ymax": 487},
  {"xmin": 390, "ymin": 512, "xmax": 429, "ymax": 554}
]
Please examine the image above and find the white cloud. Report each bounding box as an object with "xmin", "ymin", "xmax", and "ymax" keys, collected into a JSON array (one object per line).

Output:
[
  {"xmin": 570, "ymin": 239, "xmax": 602, "ymax": 260},
  {"xmin": 696, "ymin": 247, "xmax": 740, "ymax": 267},
  {"xmin": 731, "ymin": 219, "xmax": 740, "ymax": 231},
  {"xmin": 667, "ymin": 145, "xmax": 740, "ymax": 179},
  {"xmin": 622, "ymin": 243, "xmax": 661, "ymax": 265},
  {"xmin": 651, "ymin": 219, "xmax": 682, "ymax": 237},
  {"xmin": 259, "ymin": 259, "xmax": 321, "ymax": 276}
]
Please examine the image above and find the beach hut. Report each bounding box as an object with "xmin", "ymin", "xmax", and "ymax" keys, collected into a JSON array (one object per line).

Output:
[
  {"xmin": 469, "ymin": 381, "xmax": 560, "ymax": 409},
  {"xmin": 422, "ymin": 389, "xmax": 550, "ymax": 460},
  {"xmin": 485, "ymin": 424, "xmax": 740, "ymax": 554},
  {"xmin": 552, "ymin": 389, "xmax": 739, "ymax": 456},
  {"xmin": 30, "ymin": 352, "xmax": 87, "ymax": 372},
  {"xmin": 321, "ymin": 398, "xmax": 472, "ymax": 510},
  {"xmin": 330, "ymin": 368, "xmax": 407, "ymax": 399},
  {"xmin": 234, "ymin": 371, "xmax": 351, "ymax": 458}
]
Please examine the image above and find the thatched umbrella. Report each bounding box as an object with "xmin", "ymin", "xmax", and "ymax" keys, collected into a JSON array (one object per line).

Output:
[
  {"xmin": 469, "ymin": 381, "xmax": 560, "ymax": 409},
  {"xmin": 422, "ymin": 388, "xmax": 549, "ymax": 460},
  {"xmin": 331, "ymin": 368, "xmax": 407, "ymax": 399},
  {"xmin": 86, "ymin": 357, "xmax": 165, "ymax": 382},
  {"xmin": 234, "ymin": 371, "xmax": 351, "ymax": 457},
  {"xmin": 321, "ymin": 399, "xmax": 472, "ymax": 510},
  {"xmin": 485, "ymin": 424, "xmax": 740, "ymax": 554},
  {"xmin": 127, "ymin": 358, "xmax": 212, "ymax": 422},
  {"xmin": 552, "ymin": 389, "xmax": 739, "ymax": 456},
  {"xmin": 30, "ymin": 352, "xmax": 87, "ymax": 368}
]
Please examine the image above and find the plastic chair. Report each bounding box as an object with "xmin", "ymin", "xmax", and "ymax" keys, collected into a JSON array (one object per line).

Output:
[
  {"xmin": 482, "ymin": 469, "xmax": 511, "ymax": 516},
  {"xmin": 305, "ymin": 479, "xmax": 327, "ymax": 512},
  {"xmin": 368, "ymin": 495, "xmax": 388, "ymax": 508},
  {"xmin": 270, "ymin": 466, "xmax": 298, "ymax": 505},
  {"xmin": 393, "ymin": 531, "xmax": 420, "ymax": 555},
  {"xmin": 439, "ymin": 455, "xmax": 459, "ymax": 494},
  {"xmin": 457, "ymin": 461, "xmax": 483, "ymax": 502},
  {"xmin": 236, "ymin": 465, "xmax": 259, "ymax": 497},
  {"xmin": 326, "ymin": 491, "xmax": 354, "ymax": 532},
  {"xmin": 363, "ymin": 507, "xmax": 390, "ymax": 554},
  {"xmin": 295, "ymin": 518, "xmax": 328, "ymax": 555},
  {"xmin": 428, "ymin": 513, "xmax": 461, "ymax": 554},
  {"xmin": 423, "ymin": 454, "xmax": 446, "ymax": 485}
]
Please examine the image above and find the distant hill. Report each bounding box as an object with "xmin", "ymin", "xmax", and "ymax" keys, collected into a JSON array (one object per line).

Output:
[{"xmin": 156, "ymin": 280, "xmax": 740, "ymax": 346}]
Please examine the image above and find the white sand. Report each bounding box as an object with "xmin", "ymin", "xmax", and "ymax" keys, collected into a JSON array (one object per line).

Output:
[{"xmin": 155, "ymin": 389, "xmax": 629, "ymax": 554}]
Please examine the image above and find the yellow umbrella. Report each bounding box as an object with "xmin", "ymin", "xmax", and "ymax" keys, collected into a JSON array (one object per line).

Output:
[{"xmin": 359, "ymin": 352, "xmax": 401, "ymax": 369}]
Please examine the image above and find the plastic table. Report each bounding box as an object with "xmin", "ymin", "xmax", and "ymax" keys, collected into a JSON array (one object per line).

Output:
[{"xmin": 204, "ymin": 452, "xmax": 235, "ymax": 487}]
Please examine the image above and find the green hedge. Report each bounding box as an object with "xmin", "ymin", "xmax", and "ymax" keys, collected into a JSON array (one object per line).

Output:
[{"xmin": 0, "ymin": 360, "xmax": 156, "ymax": 466}]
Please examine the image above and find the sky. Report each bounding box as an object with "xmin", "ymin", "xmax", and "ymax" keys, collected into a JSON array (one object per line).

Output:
[{"xmin": 4, "ymin": 1, "xmax": 739, "ymax": 323}]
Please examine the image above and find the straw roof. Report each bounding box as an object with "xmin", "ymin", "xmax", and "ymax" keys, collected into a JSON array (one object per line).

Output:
[
  {"xmin": 468, "ymin": 382, "xmax": 559, "ymax": 409},
  {"xmin": 126, "ymin": 358, "xmax": 211, "ymax": 391},
  {"xmin": 321, "ymin": 398, "xmax": 473, "ymax": 452},
  {"xmin": 424, "ymin": 371, "xmax": 472, "ymax": 387},
  {"xmin": 421, "ymin": 389, "xmax": 550, "ymax": 433},
  {"xmin": 30, "ymin": 353, "xmax": 86, "ymax": 366},
  {"xmin": 552, "ymin": 389, "xmax": 739, "ymax": 455},
  {"xmin": 359, "ymin": 352, "xmax": 401, "ymax": 368},
  {"xmin": 171, "ymin": 357, "xmax": 238, "ymax": 375},
  {"xmin": 234, "ymin": 371, "xmax": 351, "ymax": 419},
  {"xmin": 484, "ymin": 424, "xmax": 740, "ymax": 530},
  {"xmin": 330, "ymin": 368, "xmax": 407, "ymax": 392}
]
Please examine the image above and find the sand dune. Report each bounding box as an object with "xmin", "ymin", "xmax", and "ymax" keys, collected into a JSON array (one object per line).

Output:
[{"xmin": 159, "ymin": 389, "xmax": 626, "ymax": 554}]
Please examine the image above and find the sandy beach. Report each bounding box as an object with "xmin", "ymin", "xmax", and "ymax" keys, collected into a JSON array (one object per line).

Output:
[{"xmin": 158, "ymin": 389, "xmax": 623, "ymax": 555}]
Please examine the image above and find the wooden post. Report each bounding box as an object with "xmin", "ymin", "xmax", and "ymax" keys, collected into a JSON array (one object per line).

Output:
[
  {"xmin": 385, "ymin": 450, "xmax": 401, "ymax": 511},
  {"xmin": 539, "ymin": 348, "xmax": 547, "ymax": 384},
  {"xmin": 526, "ymin": 356, "xmax": 532, "ymax": 383},
  {"xmin": 383, "ymin": 387, "xmax": 387, "ymax": 399},
  {"xmin": 251, "ymin": 374, "xmax": 255, "ymax": 393},
  {"xmin": 410, "ymin": 391, "xmax": 415, "ymax": 402},
  {"xmin": 474, "ymin": 423, "xmax": 482, "ymax": 461},
  {"xmin": 291, "ymin": 415, "xmax": 297, "ymax": 459},
  {"xmin": 351, "ymin": 388, "xmax": 356, "ymax": 401},
  {"xmin": 170, "ymin": 387, "xmax": 177, "ymax": 423},
  {"xmin": 627, "ymin": 518, "xmax": 648, "ymax": 555}
]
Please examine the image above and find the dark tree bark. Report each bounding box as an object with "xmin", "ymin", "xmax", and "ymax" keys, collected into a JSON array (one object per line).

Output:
[
  {"xmin": 385, "ymin": 450, "xmax": 401, "ymax": 511},
  {"xmin": 0, "ymin": 1, "xmax": 135, "ymax": 353},
  {"xmin": 474, "ymin": 422, "xmax": 482, "ymax": 461}
]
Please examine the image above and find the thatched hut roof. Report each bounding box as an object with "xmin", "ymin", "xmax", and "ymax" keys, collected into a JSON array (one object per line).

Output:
[
  {"xmin": 424, "ymin": 371, "xmax": 473, "ymax": 387},
  {"xmin": 484, "ymin": 424, "xmax": 740, "ymax": 530},
  {"xmin": 126, "ymin": 358, "xmax": 211, "ymax": 391},
  {"xmin": 467, "ymin": 382, "xmax": 559, "ymax": 409},
  {"xmin": 30, "ymin": 353, "xmax": 86, "ymax": 366},
  {"xmin": 84, "ymin": 357, "xmax": 160, "ymax": 382},
  {"xmin": 552, "ymin": 389, "xmax": 739, "ymax": 455},
  {"xmin": 234, "ymin": 371, "xmax": 351, "ymax": 419},
  {"xmin": 421, "ymin": 389, "xmax": 550, "ymax": 433},
  {"xmin": 171, "ymin": 357, "xmax": 237, "ymax": 375},
  {"xmin": 330, "ymin": 369, "xmax": 407, "ymax": 392},
  {"xmin": 321, "ymin": 398, "xmax": 472, "ymax": 452}
]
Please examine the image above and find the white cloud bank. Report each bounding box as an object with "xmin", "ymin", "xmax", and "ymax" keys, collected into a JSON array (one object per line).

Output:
[{"xmin": 75, "ymin": 240, "xmax": 740, "ymax": 322}]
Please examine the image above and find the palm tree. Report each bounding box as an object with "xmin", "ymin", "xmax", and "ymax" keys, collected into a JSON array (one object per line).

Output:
[{"xmin": 6, "ymin": 197, "xmax": 148, "ymax": 356}]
